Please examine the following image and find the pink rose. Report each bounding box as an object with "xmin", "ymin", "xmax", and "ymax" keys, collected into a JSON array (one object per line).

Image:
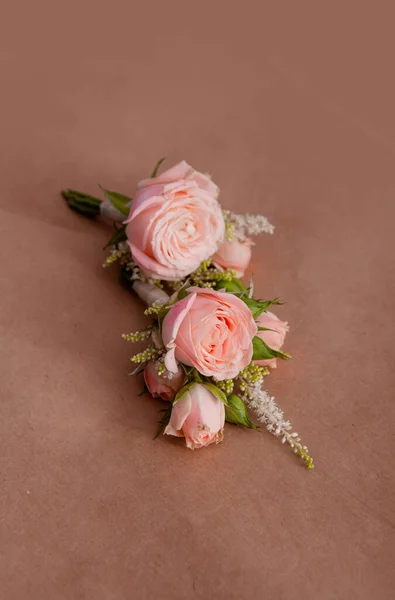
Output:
[
  {"xmin": 212, "ymin": 238, "xmax": 252, "ymax": 277},
  {"xmin": 255, "ymin": 311, "xmax": 289, "ymax": 369},
  {"xmin": 137, "ymin": 160, "xmax": 219, "ymax": 200},
  {"xmin": 144, "ymin": 362, "xmax": 185, "ymax": 401},
  {"xmin": 164, "ymin": 383, "xmax": 225, "ymax": 449},
  {"xmin": 125, "ymin": 179, "xmax": 224, "ymax": 281},
  {"xmin": 162, "ymin": 287, "xmax": 257, "ymax": 380}
]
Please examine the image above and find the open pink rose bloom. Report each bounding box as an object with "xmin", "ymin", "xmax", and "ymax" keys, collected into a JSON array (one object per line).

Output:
[
  {"xmin": 124, "ymin": 161, "xmax": 225, "ymax": 281},
  {"xmin": 162, "ymin": 287, "xmax": 257, "ymax": 380}
]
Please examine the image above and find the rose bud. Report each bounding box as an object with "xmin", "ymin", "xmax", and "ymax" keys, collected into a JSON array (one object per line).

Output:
[
  {"xmin": 212, "ymin": 238, "xmax": 252, "ymax": 278},
  {"xmin": 254, "ymin": 311, "xmax": 289, "ymax": 369},
  {"xmin": 144, "ymin": 362, "xmax": 185, "ymax": 402},
  {"xmin": 164, "ymin": 383, "xmax": 225, "ymax": 449}
]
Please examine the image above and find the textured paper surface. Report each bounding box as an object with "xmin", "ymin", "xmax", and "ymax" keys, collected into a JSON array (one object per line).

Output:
[{"xmin": 1, "ymin": 2, "xmax": 394, "ymax": 599}]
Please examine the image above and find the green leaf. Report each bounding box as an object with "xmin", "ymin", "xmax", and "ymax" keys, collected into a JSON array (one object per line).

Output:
[
  {"xmin": 243, "ymin": 297, "xmax": 282, "ymax": 319},
  {"xmin": 151, "ymin": 157, "xmax": 166, "ymax": 178},
  {"xmin": 252, "ymin": 336, "xmax": 291, "ymax": 361},
  {"xmin": 153, "ymin": 403, "xmax": 173, "ymax": 440},
  {"xmin": 99, "ymin": 185, "xmax": 132, "ymax": 216},
  {"xmin": 225, "ymin": 395, "xmax": 258, "ymax": 429},
  {"xmin": 103, "ymin": 223, "xmax": 128, "ymax": 249},
  {"xmin": 173, "ymin": 382, "xmax": 198, "ymax": 405},
  {"xmin": 203, "ymin": 383, "xmax": 229, "ymax": 406},
  {"xmin": 215, "ymin": 278, "xmax": 246, "ymax": 294}
]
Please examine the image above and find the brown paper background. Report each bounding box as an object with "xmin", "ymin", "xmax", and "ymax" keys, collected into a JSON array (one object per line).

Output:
[{"xmin": 1, "ymin": 2, "xmax": 394, "ymax": 599}]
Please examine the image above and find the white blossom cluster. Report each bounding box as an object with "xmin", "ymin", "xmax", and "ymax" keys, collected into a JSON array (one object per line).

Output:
[
  {"xmin": 242, "ymin": 381, "xmax": 313, "ymax": 468},
  {"xmin": 224, "ymin": 210, "xmax": 275, "ymax": 240},
  {"xmin": 242, "ymin": 382, "xmax": 291, "ymax": 435}
]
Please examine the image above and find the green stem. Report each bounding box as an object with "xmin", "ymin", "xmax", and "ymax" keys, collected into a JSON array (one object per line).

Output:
[
  {"xmin": 61, "ymin": 189, "xmax": 102, "ymax": 219},
  {"xmin": 191, "ymin": 369, "xmax": 203, "ymax": 383}
]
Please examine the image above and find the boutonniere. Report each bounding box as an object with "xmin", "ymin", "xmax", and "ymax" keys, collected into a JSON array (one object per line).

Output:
[{"xmin": 62, "ymin": 159, "xmax": 313, "ymax": 468}]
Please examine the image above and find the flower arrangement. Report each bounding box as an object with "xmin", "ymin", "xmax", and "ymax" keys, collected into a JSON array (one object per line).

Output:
[{"xmin": 62, "ymin": 159, "xmax": 313, "ymax": 468}]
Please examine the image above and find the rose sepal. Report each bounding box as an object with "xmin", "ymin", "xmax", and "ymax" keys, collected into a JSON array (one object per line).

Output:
[
  {"xmin": 98, "ymin": 185, "xmax": 132, "ymax": 217},
  {"xmin": 173, "ymin": 379, "xmax": 229, "ymax": 407},
  {"xmin": 173, "ymin": 381, "xmax": 198, "ymax": 405},
  {"xmin": 202, "ymin": 382, "xmax": 229, "ymax": 406}
]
